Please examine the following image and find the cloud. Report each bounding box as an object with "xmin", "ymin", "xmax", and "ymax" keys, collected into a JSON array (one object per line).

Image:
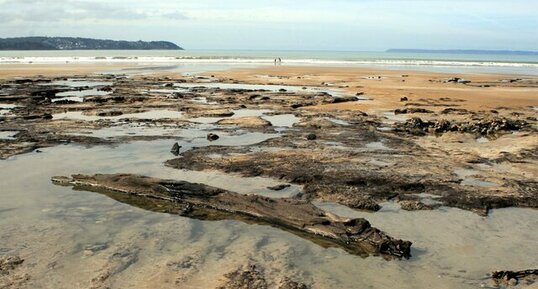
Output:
[
  {"xmin": 0, "ymin": 0, "xmax": 536, "ymax": 50},
  {"xmin": 0, "ymin": 0, "xmax": 189, "ymax": 23}
]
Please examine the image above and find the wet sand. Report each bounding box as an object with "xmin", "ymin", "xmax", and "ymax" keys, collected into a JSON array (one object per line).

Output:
[
  {"xmin": 0, "ymin": 64, "xmax": 537, "ymax": 288},
  {"xmin": 204, "ymin": 66, "xmax": 538, "ymax": 112}
]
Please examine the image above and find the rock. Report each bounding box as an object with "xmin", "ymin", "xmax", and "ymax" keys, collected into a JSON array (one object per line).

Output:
[
  {"xmin": 216, "ymin": 116, "xmax": 272, "ymax": 128},
  {"xmin": 394, "ymin": 108, "xmax": 433, "ymax": 114},
  {"xmin": 96, "ymin": 109, "xmax": 123, "ymax": 117},
  {"xmin": 441, "ymin": 108, "xmax": 469, "ymax": 115},
  {"xmin": 194, "ymin": 109, "xmax": 234, "ymax": 117},
  {"xmin": 447, "ymin": 77, "xmax": 471, "ymax": 84},
  {"xmin": 267, "ymin": 184, "xmax": 291, "ymax": 191},
  {"xmin": 169, "ymin": 92, "xmax": 185, "ymax": 99},
  {"xmin": 167, "ymin": 256, "xmax": 196, "ymax": 270},
  {"xmin": 327, "ymin": 96, "xmax": 359, "ymax": 104},
  {"xmin": 399, "ymin": 200, "xmax": 434, "ymax": 211},
  {"xmin": 295, "ymin": 118, "xmax": 337, "ymax": 129},
  {"xmin": 396, "ymin": 117, "xmax": 528, "ymax": 136},
  {"xmin": 508, "ymin": 278, "xmax": 518, "ymax": 286},
  {"xmin": 400, "ymin": 97, "xmax": 408, "ymax": 101},
  {"xmin": 98, "ymin": 86, "xmax": 113, "ymax": 92},
  {"xmin": 492, "ymin": 269, "xmax": 538, "ymax": 286},
  {"xmin": 83, "ymin": 243, "xmax": 109, "ymax": 256},
  {"xmin": 0, "ymin": 255, "xmax": 24, "ymax": 275},
  {"xmin": 170, "ymin": 142, "xmax": 181, "ymax": 156},
  {"xmin": 207, "ymin": 133, "xmax": 220, "ymax": 141},
  {"xmin": 279, "ymin": 278, "xmax": 309, "ymax": 289},
  {"xmin": 344, "ymin": 197, "xmax": 382, "ymax": 211},
  {"xmin": 217, "ymin": 265, "xmax": 267, "ymax": 289},
  {"xmin": 306, "ymin": 133, "xmax": 317, "ymax": 140}
]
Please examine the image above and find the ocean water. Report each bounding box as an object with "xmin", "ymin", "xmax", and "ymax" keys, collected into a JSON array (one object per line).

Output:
[{"xmin": 1, "ymin": 50, "xmax": 538, "ymax": 75}]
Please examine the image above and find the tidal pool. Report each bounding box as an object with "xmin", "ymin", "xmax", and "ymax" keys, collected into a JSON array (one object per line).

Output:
[
  {"xmin": 174, "ymin": 82, "xmax": 365, "ymax": 99},
  {"xmin": 53, "ymin": 110, "xmax": 183, "ymax": 121}
]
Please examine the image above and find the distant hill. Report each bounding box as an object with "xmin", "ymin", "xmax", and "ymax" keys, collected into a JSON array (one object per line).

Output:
[
  {"xmin": 0, "ymin": 37, "xmax": 183, "ymax": 50},
  {"xmin": 387, "ymin": 49, "xmax": 538, "ymax": 55}
]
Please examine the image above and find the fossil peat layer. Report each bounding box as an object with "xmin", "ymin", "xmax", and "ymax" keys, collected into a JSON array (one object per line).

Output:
[
  {"xmin": 1, "ymin": 69, "xmax": 537, "ymax": 260},
  {"xmin": 52, "ymin": 174, "xmax": 412, "ymax": 258}
]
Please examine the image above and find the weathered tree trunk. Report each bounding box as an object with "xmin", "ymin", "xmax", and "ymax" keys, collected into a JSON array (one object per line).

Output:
[{"xmin": 52, "ymin": 173, "xmax": 412, "ymax": 259}]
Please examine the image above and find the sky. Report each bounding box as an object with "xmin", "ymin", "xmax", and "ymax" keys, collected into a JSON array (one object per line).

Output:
[{"xmin": 0, "ymin": 0, "xmax": 536, "ymax": 51}]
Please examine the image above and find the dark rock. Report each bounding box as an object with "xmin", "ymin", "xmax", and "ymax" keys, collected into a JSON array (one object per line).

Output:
[
  {"xmin": 400, "ymin": 97, "xmax": 408, "ymax": 101},
  {"xmin": 207, "ymin": 133, "xmax": 220, "ymax": 141},
  {"xmin": 447, "ymin": 77, "xmax": 471, "ymax": 84},
  {"xmin": 267, "ymin": 184, "xmax": 291, "ymax": 191},
  {"xmin": 492, "ymin": 269, "xmax": 538, "ymax": 286},
  {"xmin": 394, "ymin": 108, "xmax": 433, "ymax": 114},
  {"xmin": 441, "ymin": 108, "xmax": 469, "ymax": 115},
  {"xmin": 170, "ymin": 142, "xmax": 181, "ymax": 156},
  {"xmin": 98, "ymin": 86, "xmax": 113, "ymax": 92},
  {"xmin": 306, "ymin": 133, "xmax": 317, "ymax": 140},
  {"xmin": 396, "ymin": 117, "xmax": 528, "ymax": 136},
  {"xmin": 328, "ymin": 96, "xmax": 359, "ymax": 104},
  {"xmin": 96, "ymin": 110, "xmax": 123, "ymax": 117}
]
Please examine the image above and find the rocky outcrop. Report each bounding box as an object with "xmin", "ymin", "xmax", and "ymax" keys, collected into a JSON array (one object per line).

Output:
[
  {"xmin": 396, "ymin": 117, "xmax": 529, "ymax": 136},
  {"xmin": 52, "ymin": 174, "xmax": 412, "ymax": 259}
]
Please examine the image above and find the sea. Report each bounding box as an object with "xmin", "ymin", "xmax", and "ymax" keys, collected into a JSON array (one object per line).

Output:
[{"xmin": 1, "ymin": 49, "xmax": 538, "ymax": 75}]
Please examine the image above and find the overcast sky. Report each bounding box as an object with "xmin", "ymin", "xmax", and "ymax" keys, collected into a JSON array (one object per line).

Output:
[{"xmin": 0, "ymin": 0, "xmax": 536, "ymax": 51}]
